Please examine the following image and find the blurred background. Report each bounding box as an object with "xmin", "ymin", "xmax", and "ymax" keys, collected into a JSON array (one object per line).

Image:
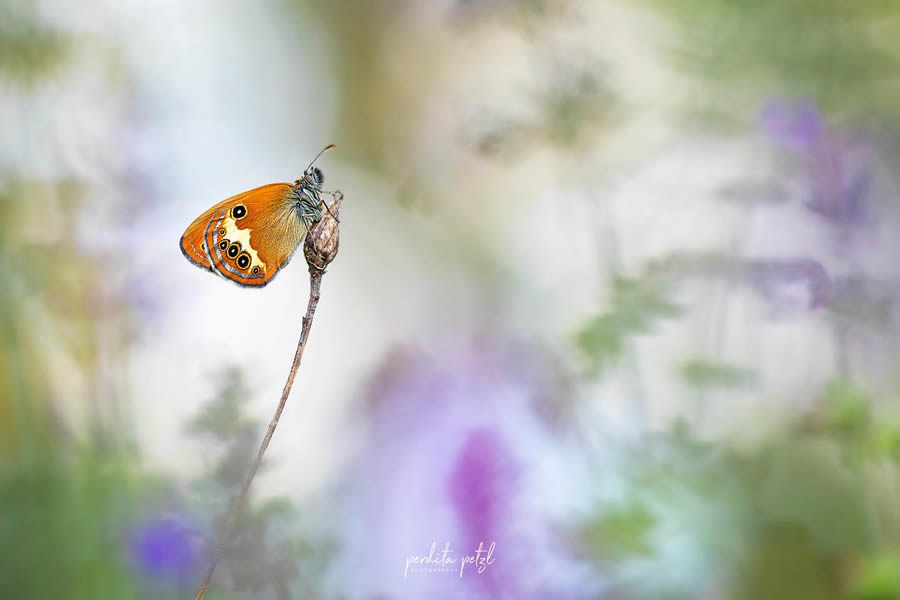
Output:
[{"xmin": 5, "ymin": 0, "xmax": 900, "ymax": 598}]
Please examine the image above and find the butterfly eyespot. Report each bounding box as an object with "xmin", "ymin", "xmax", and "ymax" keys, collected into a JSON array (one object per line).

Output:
[
  {"xmin": 218, "ymin": 228, "xmax": 226, "ymax": 235},
  {"xmin": 218, "ymin": 239, "xmax": 229, "ymax": 251},
  {"xmin": 231, "ymin": 204, "xmax": 247, "ymax": 219},
  {"xmin": 251, "ymin": 266, "xmax": 260, "ymax": 275},
  {"xmin": 236, "ymin": 253, "xmax": 251, "ymax": 270},
  {"xmin": 227, "ymin": 242, "xmax": 241, "ymax": 258}
]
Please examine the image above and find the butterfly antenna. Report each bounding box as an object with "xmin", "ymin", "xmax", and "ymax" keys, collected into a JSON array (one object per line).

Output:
[{"xmin": 305, "ymin": 144, "xmax": 336, "ymax": 172}]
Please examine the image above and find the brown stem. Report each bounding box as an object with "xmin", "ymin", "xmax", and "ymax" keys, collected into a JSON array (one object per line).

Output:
[{"xmin": 193, "ymin": 269, "xmax": 324, "ymax": 600}]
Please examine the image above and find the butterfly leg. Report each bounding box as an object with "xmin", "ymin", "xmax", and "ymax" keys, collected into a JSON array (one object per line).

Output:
[{"xmin": 319, "ymin": 190, "xmax": 341, "ymax": 223}]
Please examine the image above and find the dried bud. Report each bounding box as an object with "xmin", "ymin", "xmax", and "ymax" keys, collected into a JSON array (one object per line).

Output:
[{"xmin": 304, "ymin": 191, "xmax": 342, "ymax": 272}]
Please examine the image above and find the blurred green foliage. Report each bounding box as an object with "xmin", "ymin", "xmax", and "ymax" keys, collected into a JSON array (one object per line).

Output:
[
  {"xmin": 0, "ymin": 178, "xmax": 98, "ymax": 456},
  {"xmin": 0, "ymin": 362, "xmax": 332, "ymax": 598},
  {"xmin": 850, "ymin": 553, "xmax": 900, "ymax": 600},
  {"xmin": 187, "ymin": 367, "xmax": 335, "ymax": 599},
  {"xmin": 577, "ymin": 275, "xmax": 681, "ymax": 373},
  {"xmin": 651, "ymin": 0, "xmax": 900, "ymax": 124},
  {"xmin": 583, "ymin": 502, "xmax": 657, "ymax": 561},
  {"xmin": 0, "ymin": 6, "xmax": 143, "ymax": 596},
  {"xmin": 824, "ymin": 379, "xmax": 873, "ymax": 439},
  {"xmin": 0, "ymin": 2, "xmax": 70, "ymax": 85},
  {"xmin": 0, "ymin": 452, "xmax": 142, "ymax": 598},
  {"xmin": 579, "ymin": 374, "xmax": 900, "ymax": 599},
  {"xmin": 681, "ymin": 359, "xmax": 755, "ymax": 389}
]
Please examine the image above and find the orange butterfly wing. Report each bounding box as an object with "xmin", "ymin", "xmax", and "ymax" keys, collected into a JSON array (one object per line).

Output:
[{"xmin": 180, "ymin": 183, "xmax": 308, "ymax": 287}]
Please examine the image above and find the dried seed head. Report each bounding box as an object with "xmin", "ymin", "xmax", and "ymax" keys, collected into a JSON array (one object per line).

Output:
[{"xmin": 305, "ymin": 191, "xmax": 342, "ymax": 272}]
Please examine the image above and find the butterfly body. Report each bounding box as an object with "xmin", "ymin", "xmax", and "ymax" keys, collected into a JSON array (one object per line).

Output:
[{"xmin": 180, "ymin": 153, "xmax": 332, "ymax": 288}]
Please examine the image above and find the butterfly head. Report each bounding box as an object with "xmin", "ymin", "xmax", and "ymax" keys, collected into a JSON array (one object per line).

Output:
[
  {"xmin": 297, "ymin": 166, "xmax": 325, "ymax": 191},
  {"xmin": 294, "ymin": 144, "xmax": 335, "ymax": 191}
]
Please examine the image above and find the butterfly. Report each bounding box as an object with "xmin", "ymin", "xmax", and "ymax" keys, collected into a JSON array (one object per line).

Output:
[{"xmin": 180, "ymin": 145, "xmax": 336, "ymax": 287}]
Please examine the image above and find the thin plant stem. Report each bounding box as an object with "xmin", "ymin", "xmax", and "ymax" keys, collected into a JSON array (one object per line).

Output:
[
  {"xmin": 193, "ymin": 268, "xmax": 325, "ymax": 600},
  {"xmin": 587, "ymin": 184, "xmax": 649, "ymax": 432}
]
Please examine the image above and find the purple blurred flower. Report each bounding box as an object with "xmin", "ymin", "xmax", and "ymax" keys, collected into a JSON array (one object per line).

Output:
[
  {"xmin": 447, "ymin": 428, "xmax": 520, "ymax": 597},
  {"xmin": 747, "ymin": 258, "xmax": 832, "ymax": 312},
  {"xmin": 448, "ymin": 428, "xmax": 518, "ymax": 545},
  {"xmin": 130, "ymin": 517, "xmax": 202, "ymax": 580},
  {"xmin": 761, "ymin": 98, "xmax": 872, "ymax": 232},
  {"xmin": 761, "ymin": 98, "xmax": 823, "ymax": 150},
  {"xmin": 804, "ymin": 139, "xmax": 871, "ymax": 229},
  {"xmin": 333, "ymin": 341, "xmax": 601, "ymax": 599}
]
